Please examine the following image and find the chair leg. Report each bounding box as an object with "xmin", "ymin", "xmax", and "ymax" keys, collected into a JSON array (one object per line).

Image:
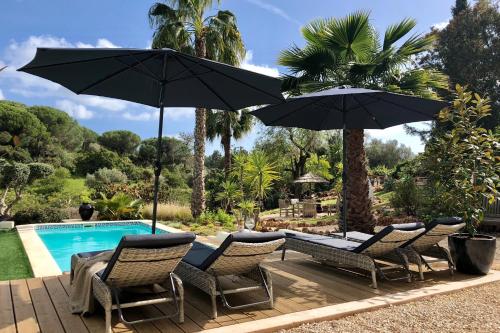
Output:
[
  {"xmin": 281, "ymin": 244, "xmax": 287, "ymax": 261},
  {"xmin": 210, "ymin": 295, "xmax": 218, "ymax": 319},
  {"xmin": 105, "ymin": 308, "xmax": 112, "ymax": 333},
  {"xmin": 371, "ymin": 270, "xmax": 378, "ymax": 289}
]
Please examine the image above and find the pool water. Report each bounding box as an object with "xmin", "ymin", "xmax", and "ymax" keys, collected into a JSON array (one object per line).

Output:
[{"xmin": 36, "ymin": 222, "xmax": 165, "ymax": 272}]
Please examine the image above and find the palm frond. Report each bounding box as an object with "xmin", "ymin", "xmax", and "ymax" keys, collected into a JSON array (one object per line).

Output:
[{"xmin": 383, "ymin": 18, "xmax": 416, "ymax": 50}]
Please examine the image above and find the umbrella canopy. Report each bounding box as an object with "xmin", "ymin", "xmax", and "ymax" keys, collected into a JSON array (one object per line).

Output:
[
  {"xmin": 251, "ymin": 87, "xmax": 448, "ymax": 237},
  {"xmin": 19, "ymin": 48, "xmax": 284, "ymax": 233},
  {"xmin": 293, "ymin": 172, "xmax": 329, "ymax": 184},
  {"xmin": 18, "ymin": 48, "xmax": 283, "ymax": 110}
]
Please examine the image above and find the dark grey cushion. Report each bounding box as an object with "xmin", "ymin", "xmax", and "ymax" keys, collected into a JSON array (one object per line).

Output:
[
  {"xmin": 100, "ymin": 232, "xmax": 196, "ymax": 282},
  {"xmin": 400, "ymin": 217, "xmax": 463, "ymax": 248},
  {"xmin": 183, "ymin": 231, "xmax": 285, "ymax": 271},
  {"xmin": 181, "ymin": 242, "xmax": 215, "ymax": 268}
]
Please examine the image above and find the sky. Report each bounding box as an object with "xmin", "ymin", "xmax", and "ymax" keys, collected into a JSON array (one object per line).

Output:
[{"xmin": 0, "ymin": 0, "xmax": 456, "ymax": 154}]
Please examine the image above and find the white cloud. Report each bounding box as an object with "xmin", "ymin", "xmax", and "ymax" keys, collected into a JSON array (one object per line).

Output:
[
  {"xmin": 0, "ymin": 89, "xmax": 4, "ymax": 100},
  {"xmin": 74, "ymin": 95, "xmax": 128, "ymax": 112},
  {"xmin": 432, "ymin": 21, "xmax": 449, "ymax": 30},
  {"xmin": 165, "ymin": 107, "xmax": 195, "ymax": 120},
  {"xmin": 123, "ymin": 110, "xmax": 159, "ymax": 121},
  {"xmin": 244, "ymin": 0, "xmax": 302, "ymax": 26},
  {"xmin": 55, "ymin": 99, "xmax": 94, "ymax": 119},
  {"xmin": 76, "ymin": 38, "xmax": 119, "ymax": 49},
  {"xmin": 241, "ymin": 51, "xmax": 280, "ymax": 77}
]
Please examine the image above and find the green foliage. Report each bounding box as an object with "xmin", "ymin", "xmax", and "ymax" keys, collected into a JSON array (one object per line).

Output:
[
  {"xmin": 28, "ymin": 163, "xmax": 54, "ymax": 183},
  {"xmin": 305, "ymin": 153, "xmax": 333, "ymax": 180},
  {"xmin": 74, "ymin": 147, "xmax": 122, "ymax": 175},
  {"xmin": 423, "ymin": 0, "xmax": 500, "ymax": 128},
  {"xmin": 98, "ymin": 130, "xmax": 141, "ymax": 155},
  {"xmin": 28, "ymin": 106, "xmax": 84, "ymax": 151},
  {"xmin": 243, "ymin": 151, "xmax": 280, "ymax": 206},
  {"xmin": 0, "ymin": 100, "xmax": 49, "ymax": 158},
  {"xmin": 136, "ymin": 137, "xmax": 191, "ymax": 169},
  {"xmin": 423, "ymin": 86, "xmax": 499, "ymax": 234},
  {"xmin": 196, "ymin": 209, "xmax": 234, "ymax": 229},
  {"xmin": 94, "ymin": 192, "xmax": 143, "ymax": 221},
  {"xmin": 85, "ymin": 168, "xmax": 128, "ymax": 194},
  {"xmin": 390, "ymin": 177, "xmax": 422, "ymax": 216},
  {"xmin": 13, "ymin": 207, "xmax": 68, "ymax": 225},
  {"xmin": 365, "ymin": 139, "xmax": 413, "ymax": 168},
  {"xmin": 370, "ymin": 165, "xmax": 392, "ymax": 177},
  {"xmin": 215, "ymin": 180, "xmax": 242, "ymax": 211}
]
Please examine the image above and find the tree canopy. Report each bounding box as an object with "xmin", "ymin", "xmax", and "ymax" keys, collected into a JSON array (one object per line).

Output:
[{"xmin": 98, "ymin": 130, "xmax": 141, "ymax": 155}]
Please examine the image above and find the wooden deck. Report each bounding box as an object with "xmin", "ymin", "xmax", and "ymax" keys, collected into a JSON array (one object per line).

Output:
[{"xmin": 0, "ymin": 252, "xmax": 491, "ymax": 333}]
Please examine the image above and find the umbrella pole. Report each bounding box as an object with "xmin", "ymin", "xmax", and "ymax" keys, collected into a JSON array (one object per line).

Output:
[
  {"xmin": 152, "ymin": 84, "xmax": 166, "ymax": 234},
  {"xmin": 341, "ymin": 95, "xmax": 347, "ymax": 239}
]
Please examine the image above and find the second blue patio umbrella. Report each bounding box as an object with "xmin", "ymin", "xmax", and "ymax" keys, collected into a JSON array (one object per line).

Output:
[{"xmin": 251, "ymin": 86, "xmax": 448, "ymax": 237}]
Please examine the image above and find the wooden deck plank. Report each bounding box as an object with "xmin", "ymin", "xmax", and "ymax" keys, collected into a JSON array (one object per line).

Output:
[
  {"xmin": 0, "ymin": 281, "xmax": 16, "ymax": 333},
  {"xmin": 10, "ymin": 279, "xmax": 40, "ymax": 333},
  {"xmin": 26, "ymin": 278, "xmax": 65, "ymax": 333},
  {"xmin": 154, "ymin": 302, "xmax": 202, "ymax": 333},
  {"xmin": 42, "ymin": 277, "xmax": 89, "ymax": 333},
  {"xmin": 139, "ymin": 306, "xmax": 184, "ymax": 333},
  {"xmin": 57, "ymin": 275, "xmax": 133, "ymax": 333}
]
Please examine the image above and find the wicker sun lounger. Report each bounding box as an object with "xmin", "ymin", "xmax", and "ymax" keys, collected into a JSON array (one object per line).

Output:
[
  {"xmin": 282, "ymin": 224, "xmax": 425, "ymax": 288},
  {"xmin": 335, "ymin": 218, "xmax": 465, "ymax": 279},
  {"xmin": 71, "ymin": 232, "xmax": 195, "ymax": 333},
  {"xmin": 175, "ymin": 231, "xmax": 285, "ymax": 319}
]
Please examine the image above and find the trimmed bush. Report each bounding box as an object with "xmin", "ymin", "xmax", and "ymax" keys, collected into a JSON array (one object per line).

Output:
[{"xmin": 13, "ymin": 207, "xmax": 68, "ymax": 225}]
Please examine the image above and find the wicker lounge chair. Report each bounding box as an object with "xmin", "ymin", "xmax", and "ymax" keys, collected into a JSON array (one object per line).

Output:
[
  {"xmin": 175, "ymin": 231, "xmax": 285, "ymax": 318},
  {"xmin": 71, "ymin": 232, "xmax": 195, "ymax": 333},
  {"xmin": 282, "ymin": 224, "xmax": 425, "ymax": 288},
  {"xmin": 336, "ymin": 218, "xmax": 465, "ymax": 279}
]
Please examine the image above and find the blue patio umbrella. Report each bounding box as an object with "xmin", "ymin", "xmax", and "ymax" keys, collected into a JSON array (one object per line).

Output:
[
  {"xmin": 19, "ymin": 47, "xmax": 284, "ymax": 233},
  {"xmin": 251, "ymin": 86, "xmax": 448, "ymax": 237}
]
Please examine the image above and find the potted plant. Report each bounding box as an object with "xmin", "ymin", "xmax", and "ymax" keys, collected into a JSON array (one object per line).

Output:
[
  {"xmin": 236, "ymin": 200, "xmax": 256, "ymax": 230},
  {"xmin": 425, "ymin": 85, "xmax": 498, "ymax": 275},
  {"xmin": 79, "ymin": 196, "xmax": 94, "ymax": 221}
]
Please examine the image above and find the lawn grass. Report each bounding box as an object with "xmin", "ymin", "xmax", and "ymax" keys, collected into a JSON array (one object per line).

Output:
[{"xmin": 0, "ymin": 230, "xmax": 33, "ymax": 281}]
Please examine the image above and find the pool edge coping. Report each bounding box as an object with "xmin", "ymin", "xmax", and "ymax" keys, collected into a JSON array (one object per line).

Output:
[{"xmin": 17, "ymin": 220, "xmax": 182, "ymax": 277}]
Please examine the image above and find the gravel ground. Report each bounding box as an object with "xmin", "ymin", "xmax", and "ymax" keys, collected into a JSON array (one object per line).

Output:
[{"xmin": 278, "ymin": 281, "xmax": 500, "ymax": 333}]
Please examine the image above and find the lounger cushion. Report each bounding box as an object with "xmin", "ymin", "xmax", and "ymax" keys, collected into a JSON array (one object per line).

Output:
[
  {"xmin": 183, "ymin": 231, "xmax": 285, "ymax": 271},
  {"xmin": 182, "ymin": 242, "xmax": 216, "ymax": 268},
  {"xmin": 288, "ymin": 222, "xmax": 424, "ymax": 254},
  {"xmin": 331, "ymin": 222, "xmax": 426, "ymax": 243},
  {"xmin": 100, "ymin": 232, "xmax": 196, "ymax": 282},
  {"xmin": 400, "ymin": 217, "xmax": 463, "ymax": 248}
]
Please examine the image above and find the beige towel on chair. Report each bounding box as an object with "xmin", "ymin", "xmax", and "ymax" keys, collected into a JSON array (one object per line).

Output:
[{"xmin": 70, "ymin": 251, "xmax": 114, "ymax": 314}]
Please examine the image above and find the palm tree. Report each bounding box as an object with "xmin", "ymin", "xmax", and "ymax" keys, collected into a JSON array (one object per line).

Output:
[
  {"xmin": 149, "ymin": 0, "xmax": 245, "ymax": 217},
  {"xmin": 279, "ymin": 12, "xmax": 447, "ymax": 233},
  {"xmin": 244, "ymin": 151, "xmax": 280, "ymax": 208},
  {"xmin": 206, "ymin": 109, "xmax": 253, "ymax": 176}
]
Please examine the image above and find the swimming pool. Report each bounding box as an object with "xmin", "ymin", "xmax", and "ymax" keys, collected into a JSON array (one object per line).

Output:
[{"xmin": 35, "ymin": 222, "xmax": 166, "ymax": 272}]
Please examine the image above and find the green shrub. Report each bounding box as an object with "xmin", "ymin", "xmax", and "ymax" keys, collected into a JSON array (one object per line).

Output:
[
  {"xmin": 383, "ymin": 177, "xmax": 396, "ymax": 192},
  {"xmin": 13, "ymin": 207, "xmax": 68, "ymax": 225},
  {"xmin": 390, "ymin": 177, "xmax": 422, "ymax": 216},
  {"xmin": 94, "ymin": 192, "xmax": 143, "ymax": 220}
]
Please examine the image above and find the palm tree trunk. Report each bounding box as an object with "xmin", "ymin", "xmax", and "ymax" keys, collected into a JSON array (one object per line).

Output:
[
  {"xmin": 191, "ymin": 35, "xmax": 207, "ymax": 217},
  {"xmin": 344, "ymin": 129, "xmax": 375, "ymax": 233},
  {"xmin": 222, "ymin": 114, "xmax": 232, "ymax": 177}
]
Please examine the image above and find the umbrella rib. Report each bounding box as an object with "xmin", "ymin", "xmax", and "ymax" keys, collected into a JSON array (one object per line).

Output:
[
  {"xmin": 174, "ymin": 55, "xmax": 237, "ymax": 111},
  {"xmin": 19, "ymin": 50, "xmax": 154, "ymax": 70},
  {"xmin": 128, "ymin": 53, "xmax": 162, "ymax": 81},
  {"xmin": 266, "ymin": 96, "xmax": 330, "ymax": 126},
  {"xmin": 352, "ymin": 95, "xmax": 385, "ymax": 129},
  {"xmin": 176, "ymin": 53, "xmax": 283, "ymax": 103},
  {"xmin": 364, "ymin": 94, "xmax": 439, "ymax": 118},
  {"xmin": 76, "ymin": 53, "xmax": 159, "ymax": 94}
]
